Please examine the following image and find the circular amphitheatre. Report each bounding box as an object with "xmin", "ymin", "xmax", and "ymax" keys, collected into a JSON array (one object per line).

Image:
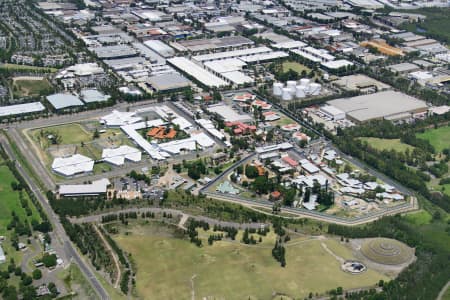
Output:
[{"xmin": 361, "ymin": 238, "xmax": 414, "ymax": 265}]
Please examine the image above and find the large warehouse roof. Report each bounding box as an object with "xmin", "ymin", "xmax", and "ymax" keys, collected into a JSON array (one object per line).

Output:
[
  {"xmin": 172, "ymin": 36, "xmax": 253, "ymax": 52},
  {"xmin": 59, "ymin": 178, "xmax": 110, "ymax": 196},
  {"xmin": 147, "ymin": 73, "xmax": 190, "ymax": 91},
  {"xmin": 0, "ymin": 102, "xmax": 45, "ymax": 117},
  {"xmin": 90, "ymin": 45, "xmax": 138, "ymax": 59},
  {"xmin": 327, "ymin": 91, "xmax": 428, "ymax": 123},
  {"xmin": 193, "ymin": 46, "xmax": 272, "ymax": 62},
  {"xmin": 47, "ymin": 93, "xmax": 84, "ymax": 110},
  {"xmin": 52, "ymin": 154, "xmax": 94, "ymax": 176},
  {"xmin": 167, "ymin": 57, "xmax": 228, "ymax": 88}
]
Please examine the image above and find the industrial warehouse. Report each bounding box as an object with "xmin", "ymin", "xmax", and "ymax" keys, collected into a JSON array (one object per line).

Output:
[{"xmin": 325, "ymin": 91, "xmax": 428, "ymax": 124}]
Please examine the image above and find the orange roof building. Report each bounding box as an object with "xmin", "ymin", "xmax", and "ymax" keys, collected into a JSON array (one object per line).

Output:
[
  {"xmin": 147, "ymin": 126, "xmax": 177, "ymax": 139},
  {"xmin": 360, "ymin": 39, "xmax": 404, "ymax": 56}
]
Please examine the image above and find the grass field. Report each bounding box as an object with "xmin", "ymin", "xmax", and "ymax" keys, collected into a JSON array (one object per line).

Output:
[
  {"xmin": 282, "ymin": 61, "xmax": 311, "ymax": 74},
  {"xmin": 0, "ymin": 164, "xmax": 42, "ymax": 270},
  {"xmin": 0, "ymin": 164, "xmax": 41, "ymax": 235},
  {"xmin": 416, "ymin": 126, "xmax": 450, "ymax": 153},
  {"xmin": 114, "ymin": 225, "xmax": 387, "ymax": 299},
  {"xmin": 0, "ymin": 63, "xmax": 58, "ymax": 73},
  {"xmin": 404, "ymin": 210, "xmax": 432, "ymax": 226},
  {"xmin": 30, "ymin": 123, "xmax": 91, "ymax": 147},
  {"xmin": 359, "ymin": 137, "xmax": 414, "ymax": 153},
  {"xmin": 13, "ymin": 78, "xmax": 53, "ymax": 97}
]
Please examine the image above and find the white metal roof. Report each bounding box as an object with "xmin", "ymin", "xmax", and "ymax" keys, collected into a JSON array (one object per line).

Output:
[
  {"xmin": 0, "ymin": 102, "xmax": 45, "ymax": 117},
  {"xmin": 221, "ymin": 71, "xmax": 253, "ymax": 85},
  {"xmin": 239, "ymin": 51, "xmax": 289, "ymax": 63},
  {"xmin": 52, "ymin": 154, "xmax": 94, "ymax": 176},
  {"xmin": 102, "ymin": 145, "xmax": 142, "ymax": 166},
  {"xmin": 192, "ymin": 47, "xmax": 272, "ymax": 62},
  {"xmin": 167, "ymin": 57, "xmax": 228, "ymax": 88},
  {"xmin": 321, "ymin": 59, "xmax": 354, "ymax": 69},
  {"xmin": 101, "ymin": 110, "xmax": 142, "ymax": 127},
  {"xmin": 272, "ymin": 40, "xmax": 307, "ymax": 49}
]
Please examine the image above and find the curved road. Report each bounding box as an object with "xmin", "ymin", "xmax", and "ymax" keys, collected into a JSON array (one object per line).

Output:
[{"xmin": 0, "ymin": 134, "xmax": 110, "ymax": 300}]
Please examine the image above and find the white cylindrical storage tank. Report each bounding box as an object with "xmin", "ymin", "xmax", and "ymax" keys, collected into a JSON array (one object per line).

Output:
[
  {"xmin": 300, "ymin": 78, "xmax": 310, "ymax": 86},
  {"xmin": 286, "ymin": 80, "xmax": 297, "ymax": 93},
  {"xmin": 310, "ymin": 83, "xmax": 322, "ymax": 95},
  {"xmin": 282, "ymin": 88, "xmax": 293, "ymax": 101},
  {"xmin": 273, "ymin": 82, "xmax": 283, "ymax": 96},
  {"xmin": 295, "ymin": 85, "xmax": 306, "ymax": 98}
]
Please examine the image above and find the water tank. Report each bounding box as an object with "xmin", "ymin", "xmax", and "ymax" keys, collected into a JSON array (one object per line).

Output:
[
  {"xmin": 273, "ymin": 82, "xmax": 283, "ymax": 96},
  {"xmin": 286, "ymin": 80, "xmax": 297, "ymax": 92},
  {"xmin": 300, "ymin": 78, "xmax": 310, "ymax": 86},
  {"xmin": 309, "ymin": 83, "xmax": 322, "ymax": 96},
  {"xmin": 282, "ymin": 88, "xmax": 293, "ymax": 101},
  {"xmin": 295, "ymin": 85, "xmax": 306, "ymax": 98}
]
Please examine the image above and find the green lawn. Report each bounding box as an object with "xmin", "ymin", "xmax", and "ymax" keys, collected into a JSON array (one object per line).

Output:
[
  {"xmin": 359, "ymin": 137, "xmax": 415, "ymax": 153},
  {"xmin": 13, "ymin": 78, "xmax": 53, "ymax": 98},
  {"xmin": 0, "ymin": 165, "xmax": 41, "ymax": 234},
  {"xmin": 282, "ymin": 61, "xmax": 311, "ymax": 74},
  {"xmin": 0, "ymin": 63, "xmax": 58, "ymax": 73},
  {"xmin": 416, "ymin": 126, "xmax": 450, "ymax": 153},
  {"xmin": 115, "ymin": 229, "xmax": 387, "ymax": 299},
  {"xmin": 0, "ymin": 164, "xmax": 42, "ymax": 270},
  {"xmin": 404, "ymin": 210, "xmax": 432, "ymax": 226},
  {"xmin": 30, "ymin": 123, "xmax": 92, "ymax": 146}
]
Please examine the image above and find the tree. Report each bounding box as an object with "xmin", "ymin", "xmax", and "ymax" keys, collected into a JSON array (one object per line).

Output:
[
  {"xmin": 32, "ymin": 269, "xmax": 42, "ymax": 280},
  {"xmin": 41, "ymin": 253, "xmax": 57, "ymax": 268},
  {"xmin": 245, "ymin": 165, "xmax": 259, "ymax": 179}
]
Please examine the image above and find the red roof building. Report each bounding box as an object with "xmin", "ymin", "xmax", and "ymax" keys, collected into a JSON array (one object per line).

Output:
[{"xmin": 282, "ymin": 156, "xmax": 299, "ymax": 167}]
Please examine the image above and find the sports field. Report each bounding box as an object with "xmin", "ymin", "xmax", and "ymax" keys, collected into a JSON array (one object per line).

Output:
[
  {"xmin": 114, "ymin": 226, "xmax": 387, "ymax": 299},
  {"xmin": 12, "ymin": 77, "xmax": 53, "ymax": 97},
  {"xmin": 359, "ymin": 137, "xmax": 414, "ymax": 153},
  {"xmin": 416, "ymin": 126, "xmax": 450, "ymax": 153}
]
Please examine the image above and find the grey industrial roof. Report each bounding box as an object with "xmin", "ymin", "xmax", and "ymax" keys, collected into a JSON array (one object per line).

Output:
[
  {"xmin": 327, "ymin": 91, "xmax": 428, "ymax": 123},
  {"xmin": 388, "ymin": 62, "xmax": 420, "ymax": 73},
  {"xmin": 174, "ymin": 36, "xmax": 253, "ymax": 52},
  {"xmin": 47, "ymin": 93, "xmax": 84, "ymax": 110},
  {"xmin": 90, "ymin": 44, "xmax": 138, "ymax": 59},
  {"xmin": 0, "ymin": 102, "xmax": 45, "ymax": 117},
  {"xmin": 147, "ymin": 73, "xmax": 190, "ymax": 91}
]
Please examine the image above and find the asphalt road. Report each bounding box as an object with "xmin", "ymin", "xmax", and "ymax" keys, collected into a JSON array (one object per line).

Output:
[{"xmin": 0, "ymin": 134, "xmax": 110, "ymax": 300}]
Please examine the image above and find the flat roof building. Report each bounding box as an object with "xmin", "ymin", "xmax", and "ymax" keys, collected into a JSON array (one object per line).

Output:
[
  {"xmin": 147, "ymin": 73, "xmax": 190, "ymax": 91},
  {"xmin": 59, "ymin": 178, "xmax": 110, "ymax": 197},
  {"xmin": 167, "ymin": 57, "xmax": 228, "ymax": 88},
  {"xmin": 171, "ymin": 36, "xmax": 254, "ymax": 53},
  {"xmin": 143, "ymin": 40, "xmax": 175, "ymax": 58},
  {"xmin": 327, "ymin": 91, "xmax": 428, "ymax": 123},
  {"xmin": 47, "ymin": 93, "xmax": 84, "ymax": 110},
  {"xmin": 0, "ymin": 102, "xmax": 45, "ymax": 118}
]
